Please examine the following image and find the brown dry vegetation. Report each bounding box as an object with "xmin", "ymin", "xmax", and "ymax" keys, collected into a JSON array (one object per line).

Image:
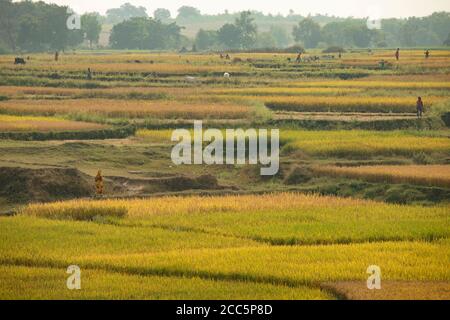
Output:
[{"xmin": 323, "ymin": 281, "xmax": 450, "ymax": 300}]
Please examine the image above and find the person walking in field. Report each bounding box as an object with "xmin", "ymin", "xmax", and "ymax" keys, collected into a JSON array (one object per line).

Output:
[
  {"xmin": 395, "ymin": 48, "xmax": 400, "ymax": 61},
  {"xmin": 425, "ymin": 50, "xmax": 430, "ymax": 59},
  {"xmin": 87, "ymin": 68, "xmax": 92, "ymax": 80},
  {"xmin": 296, "ymin": 52, "xmax": 302, "ymax": 63},
  {"xmin": 416, "ymin": 97, "xmax": 424, "ymax": 118},
  {"xmin": 95, "ymin": 170, "xmax": 104, "ymax": 195}
]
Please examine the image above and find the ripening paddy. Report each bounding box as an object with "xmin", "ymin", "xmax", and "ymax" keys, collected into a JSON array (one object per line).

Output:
[
  {"xmin": 0, "ymin": 114, "xmax": 106, "ymax": 132},
  {"xmin": 1, "ymin": 193, "xmax": 449, "ymax": 299}
]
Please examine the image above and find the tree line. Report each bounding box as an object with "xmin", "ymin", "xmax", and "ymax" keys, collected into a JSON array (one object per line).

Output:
[
  {"xmin": 0, "ymin": 0, "xmax": 449, "ymax": 53},
  {"xmin": 0, "ymin": 0, "xmax": 102, "ymax": 52}
]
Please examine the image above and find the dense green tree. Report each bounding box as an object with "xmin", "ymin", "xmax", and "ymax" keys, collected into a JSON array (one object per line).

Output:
[
  {"xmin": 109, "ymin": 17, "xmax": 148, "ymax": 49},
  {"xmin": 217, "ymin": 23, "xmax": 241, "ymax": 49},
  {"xmin": 322, "ymin": 19, "xmax": 372, "ymax": 47},
  {"xmin": 0, "ymin": 0, "xmax": 18, "ymax": 51},
  {"xmin": 256, "ymin": 32, "xmax": 277, "ymax": 48},
  {"xmin": 235, "ymin": 11, "xmax": 257, "ymax": 49},
  {"xmin": 109, "ymin": 17, "xmax": 181, "ymax": 50},
  {"xmin": 269, "ymin": 25, "xmax": 291, "ymax": 47},
  {"xmin": 292, "ymin": 18, "xmax": 322, "ymax": 48},
  {"xmin": 195, "ymin": 29, "xmax": 218, "ymax": 50},
  {"xmin": 426, "ymin": 12, "xmax": 450, "ymax": 42},
  {"xmin": 81, "ymin": 13, "xmax": 102, "ymax": 48}
]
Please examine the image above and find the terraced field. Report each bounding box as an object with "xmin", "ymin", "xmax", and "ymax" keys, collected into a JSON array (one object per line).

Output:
[{"xmin": 0, "ymin": 49, "xmax": 449, "ymax": 300}]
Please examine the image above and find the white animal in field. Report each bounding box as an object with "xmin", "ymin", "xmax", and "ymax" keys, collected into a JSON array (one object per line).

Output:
[
  {"xmin": 185, "ymin": 76, "xmax": 197, "ymax": 83},
  {"xmin": 223, "ymin": 72, "xmax": 230, "ymax": 78}
]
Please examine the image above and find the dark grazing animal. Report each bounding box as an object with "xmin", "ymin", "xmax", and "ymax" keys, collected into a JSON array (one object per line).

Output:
[{"xmin": 14, "ymin": 57, "xmax": 26, "ymax": 65}]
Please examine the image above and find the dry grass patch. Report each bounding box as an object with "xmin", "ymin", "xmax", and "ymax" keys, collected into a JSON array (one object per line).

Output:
[{"xmin": 323, "ymin": 281, "xmax": 450, "ymax": 300}]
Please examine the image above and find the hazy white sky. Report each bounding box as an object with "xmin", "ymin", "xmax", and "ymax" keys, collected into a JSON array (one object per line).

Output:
[{"xmin": 32, "ymin": 0, "xmax": 450, "ymax": 18}]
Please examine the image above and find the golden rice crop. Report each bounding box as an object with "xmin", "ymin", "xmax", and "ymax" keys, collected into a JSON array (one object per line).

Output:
[
  {"xmin": 5, "ymin": 62, "xmax": 245, "ymax": 74},
  {"xmin": 207, "ymin": 87, "xmax": 362, "ymax": 96},
  {"xmin": 0, "ymin": 99, "xmax": 252, "ymax": 119},
  {"xmin": 0, "ymin": 265, "xmax": 331, "ymax": 300},
  {"xmin": 135, "ymin": 129, "xmax": 450, "ymax": 157},
  {"xmin": 289, "ymin": 80, "xmax": 450, "ymax": 90},
  {"xmin": 0, "ymin": 86, "xmax": 189, "ymax": 99},
  {"xmin": 312, "ymin": 165, "xmax": 450, "ymax": 188},
  {"xmin": 281, "ymin": 130, "xmax": 450, "ymax": 156},
  {"xmin": 342, "ymin": 57, "xmax": 450, "ymax": 68},
  {"xmin": 20, "ymin": 192, "xmax": 367, "ymax": 219},
  {"xmin": 264, "ymin": 96, "xmax": 444, "ymax": 113},
  {"xmin": 7, "ymin": 192, "xmax": 450, "ymax": 299},
  {"xmin": 0, "ymin": 114, "xmax": 106, "ymax": 132}
]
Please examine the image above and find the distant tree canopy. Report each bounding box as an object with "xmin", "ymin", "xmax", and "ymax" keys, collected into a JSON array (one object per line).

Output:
[
  {"xmin": 188, "ymin": 9, "xmax": 450, "ymax": 50},
  {"xmin": 201, "ymin": 11, "xmax": 257, "ymax": 50},
  {"xmin": 445, "ymin": 33, "xmax": 450, "ymax": 46},
  {"xmin": 105, "ymin": 2, "xmax": 147, "ymax": 25},
  {"xmin": 195, "ymin": 29, "xmax": 218, "ymax": 51},
  {"xmin": 322, "ymin": 19, "xmax": 373, "ymax": 48},
  {"xmin": 0, "ymin": 0, "xmax": 84, "ymax": 52},
  {"xmin": 235, "ymin": 11, "xmax": 258, "ymax": 49},
  {"xmin": 292, "ymin": 18, "xmax": 322, "ymax": 48},
  {"xmin": 1, "ymin": 1, "xmax": 449, "ymax": 53},
  {"xmin": 177, "ymin": 6, "xmax": 201, "ymax": 20},
  {"xmin": 154, "ymin": 8, "xmax": 171, "ymax": 22},
  {"xmin": 109, "ymin": 17, "xmax": 182, "ymax": 50},
  {"xmin": 217, "ymin": 23, "xmax": 241, "ymax": 49}
]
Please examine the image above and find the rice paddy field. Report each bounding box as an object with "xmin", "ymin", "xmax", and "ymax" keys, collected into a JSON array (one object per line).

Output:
[{"xmin": 0, "ymin": 49, "xmax": 449, "ymax": 300}]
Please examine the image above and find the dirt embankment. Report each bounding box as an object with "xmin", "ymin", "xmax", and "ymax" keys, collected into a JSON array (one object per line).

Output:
[
  {"xmin": 0, "ymin": 167, "xmax": 93, "ymax": 203},
  {"xmin": 107, "ymin": 174, "xmax": 223, "ymax": 194},
  {"xmin": 0, "ymin": 167, "xmax": 225, "ymax": 207}
]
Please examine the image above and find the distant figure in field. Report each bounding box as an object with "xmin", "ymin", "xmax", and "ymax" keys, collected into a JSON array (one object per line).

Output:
[
  {"xmin": 395, "ymin": 48, "xmax": 400, "ymax": 61},
  {"xmin": 220, "ymin": 53, "xmax": 224, "ymax": 59},
  {"xmin": 225, "ymin": 54, "xmax": 230, "ymax": 60},
  {"xmin": 338, "ymin": 52, "xmax": 342, "ymax": 59},
  {"xmin": 296, "ymin": 52, "xmax": 302, "ymax": 63},
  {"xmin": 55, "ymin": 51, "xmax": 59, "ymax": 61},
  {"xmin": 425, "ymin": 50, "xmax": 430, "ymax": 59},
  {"xmin": 416, "ymin": 97, "xmax": 424, "ymax": 118},
  {"xmin": 87, "ymin": 68, "xmax": 92, "ymax": 80},
  {"xmin": 95, "ymin": 170, "xmax": 104, "ymax": 195}
]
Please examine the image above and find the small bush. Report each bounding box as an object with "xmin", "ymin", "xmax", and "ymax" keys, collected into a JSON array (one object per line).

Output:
[
  {"xmin": 284, "ymin": 166, "xmax": 313, "ymax": 185},
  {"xmin": 412, "ymin": 152, "xmax": 432, "ymax": 165}
]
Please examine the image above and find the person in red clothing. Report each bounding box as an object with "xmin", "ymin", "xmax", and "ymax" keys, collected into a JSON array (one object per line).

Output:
[{"xmin": 416, "ymin": 97, "xmax": 424, "ymax": 118}]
